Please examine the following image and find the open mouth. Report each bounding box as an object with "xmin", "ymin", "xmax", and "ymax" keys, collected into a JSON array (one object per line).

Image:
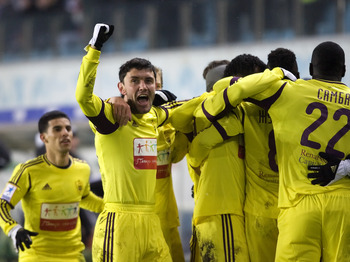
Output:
[{"xmin": 137, "ymin": 94, "xmax": 149, "ymax": 105}]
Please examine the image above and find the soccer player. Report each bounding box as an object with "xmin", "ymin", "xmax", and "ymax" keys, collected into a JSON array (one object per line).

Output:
[
  {"xmin": 0, "ymin": 110, "xmax": 104, "ymax": 261},
  {"xmin": 187, "ymin": 55, "xmax": 266, "ymax": 262},
  {"xmin": 154, "ymin": 67, "xmax": 187, "ymax": 262},
  {"xmin": 199, "ymin": 41, "xmax": 350, "ymax": 261},
  {"xmin": 76, "ymin": 23, "xmax": 184, "ymax": 261},
  {"xmin": 241, "ymin": 49, "xmax": 299, "ymax": 262},
  {"xmin": 202, "ymin": 60, "xmax": 230, "ymax": 92},
  {"xmin": 187, "ymin": 60, "xmax": 230, "ymax": 208}
]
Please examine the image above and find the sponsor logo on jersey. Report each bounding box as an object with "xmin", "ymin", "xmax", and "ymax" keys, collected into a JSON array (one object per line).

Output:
[
  {"xmin": 40, "ymin": 202, "xmax": 79, "ymax": 231},
  {"xmin": 1, "ymin": 183, "xmax": 17, "ymax": 202},
  {"xmin": 134, "ymin": 138, "xmax": 157, "ymax": 169},
  {"xmin": 157, "ymin": 148, "xmax": 171, "ymax": 179},
  {"xmin": 42, "ymin": 183, "xmax": 52, "ymax": 190}
]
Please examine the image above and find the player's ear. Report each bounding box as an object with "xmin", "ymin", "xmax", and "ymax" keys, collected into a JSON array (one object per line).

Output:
[
  {"xmin": 118, "ymin": 82, "xmax": 126, "ymax": 96},
  {"xmin": 309, "ymin": 63, "xmax": 313, "ymax": 76},
  {"xmin": 40, "ymin": 133, "xmax": 48, "ymax": 143}
]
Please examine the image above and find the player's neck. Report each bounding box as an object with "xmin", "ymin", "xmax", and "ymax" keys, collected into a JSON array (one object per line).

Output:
[{"xmin": 45, "ymin": 151, "xmax": 71, "ymax": 167}]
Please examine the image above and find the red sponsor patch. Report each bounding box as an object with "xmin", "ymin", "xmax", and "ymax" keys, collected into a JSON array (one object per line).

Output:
[
  {"xmin": 156, "ymin": 164, "xmax": 170, "ymax": 179},
  {"xmin": 40, "ymin": 202, "xmax": 79, "ymax": 231},
  {"xmin": 40, "ymin": 218, "xmax": 77, "ymax": 231}
]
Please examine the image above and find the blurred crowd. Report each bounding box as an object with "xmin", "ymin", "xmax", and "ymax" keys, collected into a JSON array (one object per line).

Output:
[{"xmin": 0, "ymin": 0, "xmax": 348, "ymax": 60}]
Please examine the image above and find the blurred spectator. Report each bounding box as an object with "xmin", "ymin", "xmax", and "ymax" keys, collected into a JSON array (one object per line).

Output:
[
  {"xmin": 58, "ymin": 0, "xmax": 83, "ymax": 54},
  {"xmin": 303, "ymin": 0, "xmax": 332, "ymax": 35},
  {"xmin": 0, "ymin": 140, "xmax": 11, "ymax": 170}
]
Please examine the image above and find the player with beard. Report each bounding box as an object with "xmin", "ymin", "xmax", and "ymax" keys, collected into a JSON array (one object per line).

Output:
[{"xmin": 76, "ymin": 23, "xmax": 184, "ymax": 261}]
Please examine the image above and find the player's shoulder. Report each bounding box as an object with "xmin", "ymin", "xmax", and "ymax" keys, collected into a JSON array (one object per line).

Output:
[
  {"xmin": 71, "ymin": 156, "xmax": 89, "ymax": 167},
  {"xmin": 19, "ymin": 155, "xmax": 45, "ymax": 169}
]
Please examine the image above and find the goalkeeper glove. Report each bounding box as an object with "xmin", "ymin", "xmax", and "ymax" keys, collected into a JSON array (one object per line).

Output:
[
  {"xmin": 153, "ymin": 90, "xmax": 177, "ymax": 106},
  {"xmin": 8, "ymin": 225, "xmax": 38, "ymax": 252},
  {"xmin": 88, "ymin": 23, "xmax": 114, "ymax": 51},
  {"xmin": 308, "ymin": 152, "xmax": 343, "ymax": 186}
]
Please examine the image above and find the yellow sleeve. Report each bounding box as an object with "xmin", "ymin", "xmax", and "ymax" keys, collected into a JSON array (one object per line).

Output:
[
  {"xmin": 0, "ymin": 199, "xmax": 17, "ymax": 235},
  {"xmin": 188, "ymin": 110, "xmax": 243, "ymax": 168},
  {"xmin": 171, "ymin": 131, "xmax": 189, "ymax": 163},
  {"xmin": 212, "ymin": 76, "xmax": 235, "ymax": 93},
  {"xmin": 0, "ymin": 163, "xmax": 29, "ymax": 235},
  {"xmin": 203, "ymin": 68, "xmax": 286, "ymax": 118},
  {"xmin": 80, "ymin": 191, "xmax": 104, "ymax": 213},
  {"xmin": 169, "ymin": 93, "xmax": 211, "ymax": 134},
  {"xmin": 75, "ymin": 47, "xmax": 104, "ymax": 117}
]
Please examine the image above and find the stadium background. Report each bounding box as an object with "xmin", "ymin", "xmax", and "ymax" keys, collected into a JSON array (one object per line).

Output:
[{"xmin": 0, "ymin": 0, "xmax": 350, "ymax": 261}]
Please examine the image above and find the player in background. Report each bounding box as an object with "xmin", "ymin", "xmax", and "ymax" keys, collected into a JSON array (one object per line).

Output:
[
  {"xmin": 187, "ymin": 60, "xmax": 230, "ymax": 209},
  {"xmin": 202, "ymin": 60, "xmax": 230, "ymax": 93},
  {"xmin": 0, "ymin": 110, "xmax": 104, "ymax": 261},
  {"xmin": 0, "ymin": 139, "xmax": 11, "ymax": 170},
  {"xmin": 198, "ymin": 41, "xmax": 350, "ymax": 261},
  {"xmin": 153, "ymin": 67, "xmax": 187, "ymax": 262}
]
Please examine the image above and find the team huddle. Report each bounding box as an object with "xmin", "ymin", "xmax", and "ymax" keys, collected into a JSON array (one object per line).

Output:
[{"xmin": 0, "ymin": 23, "xmax": 349, "ymax": 262}]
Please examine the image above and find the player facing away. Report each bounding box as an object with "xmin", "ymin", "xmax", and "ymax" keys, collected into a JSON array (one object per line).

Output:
[
  {"xmin": 76, "ymin": 23, "xmax": 185, "ymax": 261},
  {"xmin": 198, "ymin": 41, "xmax": 350, "ymax": 261},
  {"xmin": 0, "ymin": 110, "xmax": 104, "ymax": 261},
  {"xmin": 234, "ymin": 49, "xmax": 299, "ymax": 262},
  {"xmin": 186, "ymin": 55, "xmax": 267, "ymax": 262}
]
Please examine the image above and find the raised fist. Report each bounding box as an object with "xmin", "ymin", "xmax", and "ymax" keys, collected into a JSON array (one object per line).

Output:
[{"xmin": 88, "ymin": 23, "xmax": 114, "ymax": 50}]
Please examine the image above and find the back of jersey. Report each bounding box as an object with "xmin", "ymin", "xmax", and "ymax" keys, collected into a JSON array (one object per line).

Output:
[{"xmin": 269, "ymin": 78, "xmax": 350, "ymax": 208}]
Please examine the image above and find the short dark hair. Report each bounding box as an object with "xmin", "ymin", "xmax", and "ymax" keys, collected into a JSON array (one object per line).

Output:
[
  {"xmin": 202, "ymin": 60, "xmax": 230, "ymax": 79},
  {"xmin": 224, "ymin": 54, "xmax": 267, "ymax": 77},
  {"xmin": 38, "ymin": 110, "xmax": 70, "ymax": 134},
  {"xmin": 311, "ymin": 41, "xmax": 345, "ymax": 78},
  {"xmin": 268, "ymin": 48, "xmax": 299, "ymax": 78},
  {"xmin": 119, "ymin": 58, "xmax": 156, "ymax": 83}
]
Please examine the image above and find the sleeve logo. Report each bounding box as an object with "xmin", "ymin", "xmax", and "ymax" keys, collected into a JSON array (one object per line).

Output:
[{"xmin": 1, "ymin": 183, "xmax": 17, "ymax": 202}]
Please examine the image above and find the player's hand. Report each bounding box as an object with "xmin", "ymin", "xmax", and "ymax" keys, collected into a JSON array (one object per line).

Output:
[
  {"xmin": 153, "ymin": 90, "xmax": 177, "ymax": 106},
  {"xmin": 88, "ymin": 23, "xmax": 114, "ymax": 50},
  {"xmin": 9, "ymin": 225, "xmax": 38, "ymax": 252},
  {"xmin": 308, "ymin": 152, "xmax": 341, "ymax": 186},
  {"xmin": 108, "ymin": 96, "xmax": 132, "ymax": 126}
]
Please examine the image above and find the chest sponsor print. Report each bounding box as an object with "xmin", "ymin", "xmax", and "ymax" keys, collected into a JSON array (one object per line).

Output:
[
  {"xmin": 157, "ymin": 148, "xmax": 171, "ymax": 179},
  {"xmin": 134, "ymin": 138, "xmax": 157, "ymax": 169},
  {"xmin": 40, "ymin": 202, "xmax": 79, "ymax": 231}
]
